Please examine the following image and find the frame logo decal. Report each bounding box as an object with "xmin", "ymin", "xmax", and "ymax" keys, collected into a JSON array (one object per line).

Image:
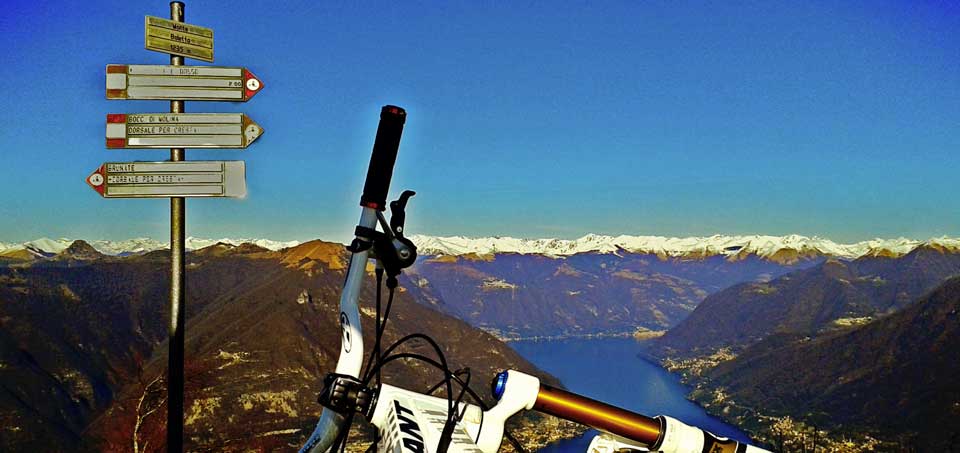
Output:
[{"xmin": 340, "ymin": 312, "xmax": 352, "ymax": 353}]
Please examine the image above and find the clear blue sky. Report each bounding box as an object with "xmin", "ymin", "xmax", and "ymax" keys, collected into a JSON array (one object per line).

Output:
[{"xmin": 1, "ymin": 0, "xmax": 958, "ymax": 244}]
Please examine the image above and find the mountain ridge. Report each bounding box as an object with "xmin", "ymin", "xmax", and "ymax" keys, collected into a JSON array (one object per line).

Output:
[
  {"xmin": 649, "ymin": 243, "xmax": 960, "ymax": 357},
  {"xmin": 0, "ymin": 237, "xmax": 303, "ymax": 257},
  {"xmin": 4, "ymin": 234, "xmax": 959, "ymax": 262}
]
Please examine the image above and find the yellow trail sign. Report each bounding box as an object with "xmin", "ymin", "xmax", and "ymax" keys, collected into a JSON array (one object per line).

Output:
[{"xmin": 144, "ymin": 15, "xmax": 214, "ymax": 62}]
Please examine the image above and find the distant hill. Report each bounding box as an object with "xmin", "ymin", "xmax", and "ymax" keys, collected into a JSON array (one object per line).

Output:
[
  {"xmin": 0, "ymin": 240, "xmax": 556, "ymax": 452},
  {"xmin": 649, "ymin": 244, "xmax": 960, "ymax": 357},
  {"xmin": 699, "ymin": 276, "xmax": 960, "ymax": 450},
  {"xmin": 49, "ymin": 240, "xmax": 108, "ymax": 264}
]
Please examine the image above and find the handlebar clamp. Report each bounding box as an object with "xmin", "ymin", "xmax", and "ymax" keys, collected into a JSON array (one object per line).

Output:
[{"xmin": 317, "ymin": 373, "xmax": 377, "ymax": 418}]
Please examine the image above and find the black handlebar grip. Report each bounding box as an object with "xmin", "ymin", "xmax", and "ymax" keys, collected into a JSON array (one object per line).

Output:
[{"xmin": 360, "ymin": 105, "xmax": 407, "ymax": 210}]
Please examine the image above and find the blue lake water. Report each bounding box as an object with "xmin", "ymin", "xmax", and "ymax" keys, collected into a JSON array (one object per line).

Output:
[{"xmin": 510, "ymin": 337, "xmax": 751, "ymax": 452}]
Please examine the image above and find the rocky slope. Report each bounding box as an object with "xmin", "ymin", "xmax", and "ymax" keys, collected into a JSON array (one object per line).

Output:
[
  {"xmin": 694, "ymin": 276, "xmax": 960, "ymax": 450},
  {"xmin": 0, "ymin": 254, "xmax": 169, "ymax": 451}
]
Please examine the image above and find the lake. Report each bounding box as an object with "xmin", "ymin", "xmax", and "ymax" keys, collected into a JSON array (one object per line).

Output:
[{"xmin": 510, "ymin": 337, "xmax": 751, "ymax": 452}]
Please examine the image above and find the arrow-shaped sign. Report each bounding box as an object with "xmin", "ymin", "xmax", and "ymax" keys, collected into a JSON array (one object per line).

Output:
[
  {"xmin": 86, "ymin": 161, "xmax": 246, "ymax": 198},
  {"xmin": 106, "ymin": 64, "xmax": 263, "ymax": 101},
  {"xmin": 105, "ymin": 113, "xmax": 263, "ymax": 149}
]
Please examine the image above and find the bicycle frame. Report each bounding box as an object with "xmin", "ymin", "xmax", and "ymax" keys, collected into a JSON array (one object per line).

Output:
[
  {"xmin": 299, "ymin": 207, "xmax": 378, "ymax": 453},
  {"xmin": 301, "ymin": 105, "xmax": 771, "ymax": 453}
]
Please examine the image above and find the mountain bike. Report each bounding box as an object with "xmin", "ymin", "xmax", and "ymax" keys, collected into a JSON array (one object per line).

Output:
[{"xmin": 299, "ymin": 105, "xmax": 771, "ymax": 453}]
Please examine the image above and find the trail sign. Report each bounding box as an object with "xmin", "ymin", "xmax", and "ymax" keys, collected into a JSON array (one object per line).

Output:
[
  {"xmin": 86, "ymin": 161, "xmax": 246, "ymax": 198},
  {"xmin": 106, "ymin": 113, "xmax": 263, "ymax": 149},
  {"xmin": 106, "ymin": 64, "xmax": 263, "ymax": 101},
  {"xmin": 144, "ymin": 16, "xmax": 214, "ymax": 62}
]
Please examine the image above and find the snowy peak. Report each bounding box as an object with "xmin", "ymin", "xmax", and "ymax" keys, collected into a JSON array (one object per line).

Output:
[
  {"xmin": 24, "ymin": 238, "xmax": 73, "ymax": 254},
  {"xmin": 0, "ymin": 245, "xmax": 52, "ymax": 262},
  {"xmin": 409, "ymin": 234, "xmax": 960, "ymax": 261},
  {"xmin": 183, "ymin": 237, "xmax": 301, "ymax": 252},
  {"xmin": 89, "ymin": 238, "xmax": 165, "ymax": 256}
]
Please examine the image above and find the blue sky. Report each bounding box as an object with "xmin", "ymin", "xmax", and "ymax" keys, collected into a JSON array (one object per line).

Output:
[{"xmin": 1, "ymin": 1, "xmax": 958, "ymax": 244}]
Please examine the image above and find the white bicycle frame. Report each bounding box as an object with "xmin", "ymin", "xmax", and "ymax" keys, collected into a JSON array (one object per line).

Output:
[
  {"xmin": 299, "ymin": 206, "xmax": 534, "ymax": 453},
  {"xmin": 300, "ymin": 106, "xmax": 771, "ymax": 453}
]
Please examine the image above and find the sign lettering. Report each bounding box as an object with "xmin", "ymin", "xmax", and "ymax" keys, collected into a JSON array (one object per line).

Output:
[
  {"xmin": 144, "ymin": 16, "xmax": 214, "ymax": 62},
  {"xmin": 105, "ymin": 113, "xmax": 262, "ymax": 149}
]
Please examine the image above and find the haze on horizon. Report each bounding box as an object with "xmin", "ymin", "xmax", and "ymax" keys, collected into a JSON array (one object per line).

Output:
[{"xmin": 1, "ymin": 1, "xmax": 958, "ymax": 244}]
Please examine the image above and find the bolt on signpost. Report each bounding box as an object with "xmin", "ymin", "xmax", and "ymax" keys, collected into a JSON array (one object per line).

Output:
[{"xmin": 88, "ymin": 3, "xmax": 263, "ymax": 451}]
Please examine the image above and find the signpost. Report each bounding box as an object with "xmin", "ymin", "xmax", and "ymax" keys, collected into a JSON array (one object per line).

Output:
[
  {"xmin": 91, "ymin": 3, "xmax": 264, "ymax": 450},
  {"xmin": 106, "ymin": 113, "xmax": 263, "ymax": 148},
  {"xmin": 106, "ymin": 64, "xmax": 263, "ymax": 101},
  {"xmin": 144, "ymin": 15, "xmax": 214, "ymax": 62},
  {"xmin": 86, "ymin": 161, "xmax": 247, "ymax": 198}
]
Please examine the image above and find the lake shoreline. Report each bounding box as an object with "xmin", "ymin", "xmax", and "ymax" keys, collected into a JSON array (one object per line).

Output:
[
  {"xmin": 509, "ymin": 337, "xmax": 752, "ymax": 452},
  {"xmin": 498, "ymin": 328, "xmax": 665, "ymax": 343}
]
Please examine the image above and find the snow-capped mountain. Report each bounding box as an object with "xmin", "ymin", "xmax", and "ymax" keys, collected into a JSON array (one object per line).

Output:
[
  {"xmin": 0, "ymin": 237, "xmax": 302, "ymax": 256},
  {"xmin": 22, "ymin": 238, "xmax": 74, "ymax": 254},
  {"xmin": 87, "ymin": 238, "xmax": 166, "ymax": 255},
  {"xmin": 409, "ymin": 234, "xmax": 960, "ymax": 260},
  {"xmin": 183, "ymin": 237, "xmax": 302, "ymax": 252}
]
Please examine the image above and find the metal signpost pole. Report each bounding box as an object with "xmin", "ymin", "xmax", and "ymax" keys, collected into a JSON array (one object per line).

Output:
[
  {"xmin": 97, "ymin": 4, "xmax": 259, "ymax": 449},
  {"xmin": 168, "ymin": 2, "xmax": 186, "ymax": 451}
]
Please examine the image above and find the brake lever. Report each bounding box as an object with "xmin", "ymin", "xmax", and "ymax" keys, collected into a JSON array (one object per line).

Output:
[
  {"xmin": 370, "ymin": 191, "xmax": 418, "ymax": 288},
  {"xmin": 390, "ymin": 190, "xmax": 416, "ymax": 238}
]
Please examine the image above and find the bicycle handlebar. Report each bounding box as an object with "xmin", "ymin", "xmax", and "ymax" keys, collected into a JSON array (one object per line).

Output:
[
  {"xmin": 533, "ymin": 383, "xmax": 662, "ymax": 445},
  {"xmin": 300, "ymin": 106, "xmax": 408, "ymax": 453},
  {"xmin": 492, "ymin": 370, "xmax": 772, "ymax": 453},
  {"xmin": 360, "ymin": 105, "xmax": 407, "ymax": 211}
]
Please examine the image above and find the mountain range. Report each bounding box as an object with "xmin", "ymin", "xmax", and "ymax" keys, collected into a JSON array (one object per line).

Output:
[
  {"xmin": 410, "ymin": 234, "xmax": 955, "ymax": 261},
  {"xmin": 4, "ymin": 233, "xmax": 959, "ymax": 261},
  {"xmin": 404, "ymin": 251, "xmax": 817, "ymax": 338},
  {"xmin": 6, "ymin": 233, "xmax": 960, "ymax": 340}
]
